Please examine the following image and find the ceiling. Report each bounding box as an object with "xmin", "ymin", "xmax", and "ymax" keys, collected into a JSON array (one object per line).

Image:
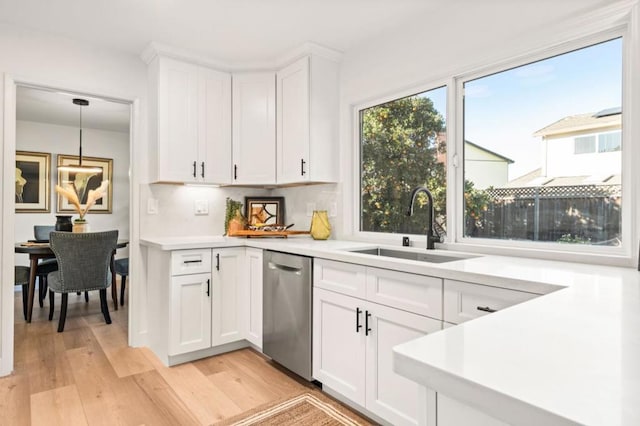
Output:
[
  {"xmin": 16, "ymin": 87, "xmax": 131, "ymax": 133},
  {"xmin": 5, "ymin": 0, "xmax": 613, "ymax": 131}
]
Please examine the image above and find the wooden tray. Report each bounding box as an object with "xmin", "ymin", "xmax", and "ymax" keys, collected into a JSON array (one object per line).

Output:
[{"xmin": 228, "ymin": 230, "xmax": 310, "ymax": 238}]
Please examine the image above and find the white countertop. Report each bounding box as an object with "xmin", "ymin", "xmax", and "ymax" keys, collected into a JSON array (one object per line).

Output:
[{"xmin": 140, "ymin": 235, "xmax": 640, "ymax": 425}]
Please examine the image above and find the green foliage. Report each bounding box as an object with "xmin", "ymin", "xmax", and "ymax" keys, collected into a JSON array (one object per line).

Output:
[
  {"xmin": 224, "ymin": 197, "xmax": 243, "ymax": 236},
  {"xmin": 464, "ymin": 180, "xmax": 491, "ymax": 237},
  {"xmin": 361, "ymin": 95, "xmax": 446, "ymax": 234}
]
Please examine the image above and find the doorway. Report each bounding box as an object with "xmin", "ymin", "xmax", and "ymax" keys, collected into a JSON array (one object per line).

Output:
[{"xmin": 3, "ymin": 81, "xmax": 135, "ymax": 375}]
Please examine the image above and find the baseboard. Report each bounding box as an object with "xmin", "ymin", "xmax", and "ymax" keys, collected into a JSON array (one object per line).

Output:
[{"xmin": 167, "ymin": 340, "xmax": 250, "ymax": 366}]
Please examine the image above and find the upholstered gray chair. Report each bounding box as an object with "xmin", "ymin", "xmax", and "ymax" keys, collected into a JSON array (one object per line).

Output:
[
  {"xmin": 114, "ymin": 258, "xmax": 129, "ymax": 305},
  {"xmin": 48, "ymin": 230, "xmax": 118, "ymax": 332},
  {"xmin": 15, "ymin": 265, "xmax": 30, "ymax": 321},
  {"xmin": 34, "ymin": 225, "xmax": 59, "ymax": 307}
]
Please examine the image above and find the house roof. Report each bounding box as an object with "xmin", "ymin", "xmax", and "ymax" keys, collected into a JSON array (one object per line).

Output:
[
  {"xmin": 533, "ymin": 108, "xmax": 621, "ymax": 138},
  {"xmin": 503, "ymin": 168, "xmax": 621, "ymax": 188},
  {"xmin": 465, "ymin": 140, "xmax": 514, "ymax": 164}
]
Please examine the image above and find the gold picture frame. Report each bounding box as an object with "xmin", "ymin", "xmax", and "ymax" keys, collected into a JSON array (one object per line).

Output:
[
  {"xmin": 15, "ymin": 151, "xmax": 51, "ymax": 213},
  {"xmin": 244, "ymin": 197, "xmax": 285, "ymax": 226},
  {"xmin": 57, "ymin": 154, "xmax": 113, "ymax": 214}
]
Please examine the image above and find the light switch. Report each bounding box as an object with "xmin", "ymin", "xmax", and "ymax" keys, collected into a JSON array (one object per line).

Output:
[
  {"xmin": 147, "ymin": 198, "xmax": 158, "ymax": 215},
  {"xmin": 195, "ymin": 199, "xmax": 209, "ymax": 215}
]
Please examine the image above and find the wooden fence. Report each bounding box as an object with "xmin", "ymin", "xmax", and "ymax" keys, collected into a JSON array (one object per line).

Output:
[{"xmin": 468, "ymin": 184, "xmax": 621, "ymax": 245}]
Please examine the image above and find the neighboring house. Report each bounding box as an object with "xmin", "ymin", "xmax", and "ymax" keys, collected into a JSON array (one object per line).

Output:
[
  {"xmin": 464, "ymin": 140, "xmax": 514, "ymax": 189},
  {"xmin": 436, "ymin": 133, "xmax": 514, "ymax": 189},
  {"xmin": 533, "ymin": 107, "xmax": 621, "ymax": 180}
]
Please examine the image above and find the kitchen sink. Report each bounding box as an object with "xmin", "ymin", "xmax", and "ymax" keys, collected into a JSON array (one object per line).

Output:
[{"xmin": 347, "ymin": 247, "xmax": 478, "ymax": 263}]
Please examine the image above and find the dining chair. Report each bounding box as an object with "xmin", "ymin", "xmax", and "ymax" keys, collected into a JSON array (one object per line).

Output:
[
  {"xmin": 15, "ymin": 265, "xmax": 30, "ymax": 321},
  {"xmin": 34, "ymin": 225, "xmax": 59, "ymax": 307},
  {"xmin": 114, "ymin": 257, "xmax": 129, "ymax": 306},
  {"xmin": 47, "ymin": 230, "xmax": 118, "ymax": 332}
]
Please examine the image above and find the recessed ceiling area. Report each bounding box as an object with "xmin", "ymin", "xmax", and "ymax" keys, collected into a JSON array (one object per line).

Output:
[{"xmin": 16, "ymin": 86, "xmax": 130, "ymax": 133}]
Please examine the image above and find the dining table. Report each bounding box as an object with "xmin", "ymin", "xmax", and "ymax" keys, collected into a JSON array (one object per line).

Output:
[{"xmin": 15, "ymin": 240, "xmax": 129, "ymax": 323}]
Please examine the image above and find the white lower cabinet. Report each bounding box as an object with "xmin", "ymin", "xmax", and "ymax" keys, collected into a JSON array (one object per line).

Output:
[
  {"xmin": 169, "ymin": 272, "xmax": 212, "ymax": 355},
  {"xmin": 432, "ymin": 392, "xmax": 508, "ymax": 426},
  {"xmin": 313, "ymin": 259, "xmax": 443, "ymax": 426},
  {"xmin": 212, "ymin": 248, "xmax": 246, "ymax": 346}
]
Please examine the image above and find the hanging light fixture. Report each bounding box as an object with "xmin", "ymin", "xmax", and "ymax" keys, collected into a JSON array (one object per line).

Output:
[{"xmin": 58, "ymin": 98, "xmax": 102, "ymax": 174}]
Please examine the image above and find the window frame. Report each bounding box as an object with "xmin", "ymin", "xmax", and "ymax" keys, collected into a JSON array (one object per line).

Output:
[
  {"xmin": 453, "ymin": 26, "xmax": 633, "ymax": 263},
  {"xmin": 351, "ymin": 9, "xmax": 637, "ymax": 266}
]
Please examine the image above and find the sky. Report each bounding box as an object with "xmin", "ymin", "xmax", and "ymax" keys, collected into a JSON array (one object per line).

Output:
[{"xmin": 425, "ymin": 37, "xmax": 622, "ymax": 180}]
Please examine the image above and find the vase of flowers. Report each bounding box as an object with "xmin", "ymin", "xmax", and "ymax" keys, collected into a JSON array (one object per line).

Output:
[{"xmin": 55, "ymin": 179, "xmax": 109, "ymax": 233}]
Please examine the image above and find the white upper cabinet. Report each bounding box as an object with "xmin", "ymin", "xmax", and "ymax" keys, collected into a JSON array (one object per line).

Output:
[
  {"xmin": 232, "ymin": 73, "xmax": 276, "ymax": 185},
  {"xmin": 276, "ymin": 55, "xmax": 339, "ymax": 184},
  {"xmin": 148, "ymin": 55, "xmax": 231, "ymax": 184}
]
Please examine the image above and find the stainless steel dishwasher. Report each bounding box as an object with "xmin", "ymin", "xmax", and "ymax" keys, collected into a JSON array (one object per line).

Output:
[{"xmin": 263, "ymin": 250, "xmax": 313, "ymax": 381}]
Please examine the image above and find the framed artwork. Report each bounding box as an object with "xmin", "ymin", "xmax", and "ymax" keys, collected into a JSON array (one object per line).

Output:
[
  {"xmin": 245, "ymin": 196, "xmax": 285, "ymax": 226},
  {"xmin": 57, "ymin": 154, "xmax": 113, "ymax": 214},
  {"xmin": 15, "ymin": 151, "xmax": 51, "ymax": 213}
]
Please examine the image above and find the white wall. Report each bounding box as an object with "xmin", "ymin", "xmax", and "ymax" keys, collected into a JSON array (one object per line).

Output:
[
  {"xmin": 545, "ymin": 133, "xmax": 621, "ymax": 178},
  {"xmin": 14, "ymin": 120, "xmax": 130, "ymax": 265}
]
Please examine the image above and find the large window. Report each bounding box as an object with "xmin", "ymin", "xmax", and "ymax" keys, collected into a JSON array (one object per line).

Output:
[
  {"xmin": 360, "ymin": 87, "xmax": 447, "ymax": 235},
  {"xmin": 462, "ymin": 38, "xmax": 622, "ymax": 246}
]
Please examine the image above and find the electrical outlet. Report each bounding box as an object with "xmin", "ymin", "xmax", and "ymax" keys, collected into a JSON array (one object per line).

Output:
[
  {"xmin": 194, "ymin": 199, "xmax": 209, "ymax": 215},
  {"xmin": 329, "ymin": 202, "xmax": 337, "ymax": 217},
  {"xmin": 147, "ymin": 198, "xmax": 158, "ymax": 215},
  {"xmin": 306, "ymin": 202, "xmax": 316, "ymax": 217}
]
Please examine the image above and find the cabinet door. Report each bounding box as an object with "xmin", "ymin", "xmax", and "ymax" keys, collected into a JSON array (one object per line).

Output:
[
  {"xmin": 199, "ymin": 67, "xmax": 231, "ymax": 184},
  {"xmin": 312, "ymin": 288, "xmax": 366, "ymax": 406},
  {"xmin": 437, "ymin": 394, "xmax": 509, "ymax": 426},
  {"xmin": 232, "ymin": 73, "xmax": 276, "ymax": 184},
  {"xmin": 157, "ymin": 57, "xmax": 200, "ymax": 182},
  {"xmin": 246, "ymin": 248, "xmax": 263, "ymax": 349},
  {"xmin": 169, "ymin": 273, "xmax": 212, "ymax": 355},
  {"xmin": 212, "ymin": 248, "xmax": 246, "ymax": 346},
  {"xmin": 365, "ymin": 302, "xmax": 442, "ymax": 426},
  {"xmin": 276, "ymin": 57, "xmax": 310, "ymax": 184}
]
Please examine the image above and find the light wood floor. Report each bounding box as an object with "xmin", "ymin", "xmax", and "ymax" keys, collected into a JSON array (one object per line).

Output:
[{"xmin": 0, "ymin": 281, "xmax": 366, "ymax": 425}]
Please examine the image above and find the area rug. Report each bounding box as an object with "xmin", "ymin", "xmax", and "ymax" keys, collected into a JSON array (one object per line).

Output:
[{"xmin": 220, "ymin": 392, "xmax": 369, "ymax": 426}]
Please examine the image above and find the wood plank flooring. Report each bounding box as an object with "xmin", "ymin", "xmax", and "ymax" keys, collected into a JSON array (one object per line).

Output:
[{"xmin": 1, "ymin": 282, "xmax": 371, "ymax": 425}]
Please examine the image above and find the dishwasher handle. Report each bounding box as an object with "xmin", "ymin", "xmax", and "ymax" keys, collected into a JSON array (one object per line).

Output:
[{"xmin": 268, "ymin": 262, "xmax": 303, "ymax": 275}]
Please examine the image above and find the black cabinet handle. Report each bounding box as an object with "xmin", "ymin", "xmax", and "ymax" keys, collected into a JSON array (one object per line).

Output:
[
  {"xmin": 201, "ymin": 162, "xmax": 205, "ymax": 178},
  {"xmin": 193, "ymin": 161, "xmax": 197, "ymax": 178},
  {"xmin": 365, "ymin": 310, "xmax": 372, "ymax": 336},
  {"xmin": 301, "ymin": 158, "xmax": 306, "ymax": 176},
  {"xmin": 183, "ymin": 259, "xmax": 202, "ymax": 264},
  {"xmin": 206, "ymin": 279, "xmax": 210, "ymax": 297},
  {"xmin": 234, "ymin": 164, "xmax": 238, "ymax": 180},
  {"xmin": 356, "ymin": 307, "xmax": 362, "ymax": 333},
  {"xmin": 477, "ymin": 306, "xmax": 497, "ymax": 313},
  {"xmin": 216, "ymin": 253, "xmax": 220, "ymax": 271}
]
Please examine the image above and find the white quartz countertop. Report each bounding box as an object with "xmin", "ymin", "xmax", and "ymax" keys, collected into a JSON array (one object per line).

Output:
[{"xmin": 140, "ymin": 235, "xmax": 640, "ymax": 424}]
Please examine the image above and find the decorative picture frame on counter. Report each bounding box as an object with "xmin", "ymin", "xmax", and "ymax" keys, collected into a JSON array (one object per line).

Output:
[
  {"xmin": 245, "ymin": 196, "xmax": 285, "ymax": 226},
  {"xmin": 57, "ymin": 154, "xmax": 113, "ymax": 214},
  {"xmin": 15, "ymin": 151, "xmax": 51, "ymax": 213}
]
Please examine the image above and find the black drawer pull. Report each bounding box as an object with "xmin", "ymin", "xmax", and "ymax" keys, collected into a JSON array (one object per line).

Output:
[
  {"xmin": 206, "ymin": 279, "xmax": 210, "ymax": 297},
  {"xmin": 193, "ymin": 161, "xmax": 197, "ymax": 178},
  {"xmin": 356, "ymin": 307, "xmax": 362, "ymax": 333},
  {"xmin": 183, "ymin": 259, "xmax": 202, "ymax": 264},
  {"xmin": 477, "ymin": 306, "xmax": 497, "ymax": 313},
  {"xmin": 201, "ymin": 162, "xmax": 205, "ymax": 178},
  {"xmin": 365, "ymin": 310, "xmax": 372, "ymax": 336},
  {"xmin": 216, "ymin": 253, "xmax": 220, "ymax": 271},
  {"xmin": 234, "ymin": 164, "xmax": 238, "ymax": 180},
  {"xmin": 301, "ymin": 158, "xmax": 306, "ymax": 176}
]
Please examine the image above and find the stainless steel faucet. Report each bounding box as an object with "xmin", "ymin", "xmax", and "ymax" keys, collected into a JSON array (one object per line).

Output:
[{"xmin": 407, "ymin": 186, "xmax": 440, "ymax": 250}]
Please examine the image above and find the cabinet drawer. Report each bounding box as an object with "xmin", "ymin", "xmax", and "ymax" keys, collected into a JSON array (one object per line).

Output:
[
  {"xmin": 444, "ymin": 279, "xmax": 538, "ymax": 324},
  {"xmin": 367, "ymin": 268, "xmax": 442, "ymax": 320},
  {"xmin": 171, "ymin": 249, "xmax": 212, "ymax": 276},
  {"xmin": 314, "ymin": 259, "xmax": 367, "ymax": 298}
]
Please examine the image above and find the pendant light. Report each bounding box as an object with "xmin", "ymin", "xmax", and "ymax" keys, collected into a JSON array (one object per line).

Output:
[{"xmin": 58, "ymin": 98, "xmax": 102, "ymax": 174}]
